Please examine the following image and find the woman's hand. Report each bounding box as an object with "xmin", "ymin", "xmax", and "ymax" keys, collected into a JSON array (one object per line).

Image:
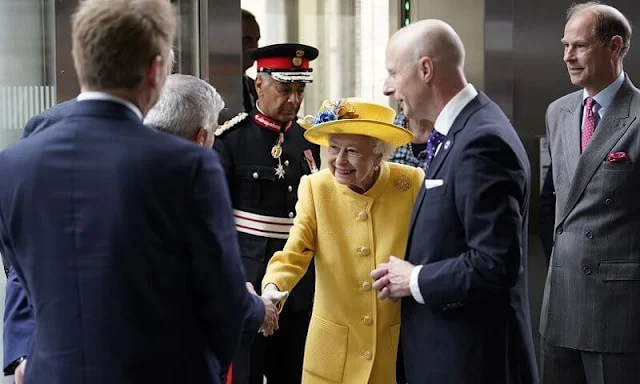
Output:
[{"xmin": 262, "ymin": 283, "xmax": 289, "ymax": 305}]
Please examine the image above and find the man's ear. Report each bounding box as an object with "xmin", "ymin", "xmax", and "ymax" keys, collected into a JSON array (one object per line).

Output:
[
  {"xmin": 255, "ymin": 75, "xmax": 264, "ymax": 96},
  {"xmin": 194, "ymin": 127, "xmax": 206, "ymax": 145},
  {"xmin": 609, "ymin": 35, "xmax": 624, "ymax": 60},
  {"xmin": 418, "ymin": 56, "xmax": 434, "ymax": 83},
  {"xmin": 147, "ymin": 55, "xmax": 164, "ymax": 89}
]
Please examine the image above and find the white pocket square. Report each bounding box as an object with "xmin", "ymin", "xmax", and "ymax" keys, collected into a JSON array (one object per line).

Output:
[{"xmin": 425, "ymin": 179, "xmax": 444, "ymax": 189}]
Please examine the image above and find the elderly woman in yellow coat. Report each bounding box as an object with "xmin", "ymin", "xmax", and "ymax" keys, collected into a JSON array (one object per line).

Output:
[{"xmin": 261, "ymin": 98, "xmax": 424, "ymax": 384}]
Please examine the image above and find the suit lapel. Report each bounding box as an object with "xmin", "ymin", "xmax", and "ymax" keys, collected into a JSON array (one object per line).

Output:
[
  {"xmin": 409, "ymin": 94, "xmax": 486, "ymax": 237},
  {"xmin": 426, "ymin": 93, "xmax": 485, "ymax": 179},
  {"xmin": 408, "ymin": 185, "xmax": 426, "ymax": 238},
  {"xmin": 560, "ymin": 100, "xmax": 582, "ymax": 178},
  {"xmin": 559, "ymin": 79, "xmax": 637, "ymax": 223}
]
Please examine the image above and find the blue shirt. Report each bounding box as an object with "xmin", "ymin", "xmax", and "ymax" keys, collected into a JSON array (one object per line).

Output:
[{"xmin": 582, "ymin": 71, "xmax": 625, "ymax": 121}]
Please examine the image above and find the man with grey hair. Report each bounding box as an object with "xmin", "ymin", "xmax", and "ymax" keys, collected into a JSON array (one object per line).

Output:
[
  {"xmin": 541, "ymin": 2, "xmax": 640, "ymax": 383},
  {"xmin": 145, "ymin": 74, "xmax": 224, "ymax": 148}
]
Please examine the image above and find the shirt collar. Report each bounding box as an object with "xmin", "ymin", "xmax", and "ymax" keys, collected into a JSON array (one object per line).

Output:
[
  {"xmin": 433, "ymin": 83, "xmax": 478, "ymax": 136},
  {"xmin": 582, "ymin": 71, "xmax": 625, "ymax": 112},
  {"xmin": 77, "ymin": 91, "xmax": 144, "ymax": 121}
]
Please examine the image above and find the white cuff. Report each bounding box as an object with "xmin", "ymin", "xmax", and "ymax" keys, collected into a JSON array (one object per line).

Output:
[{"xmin": 409, "ymin": 265, "xmax": 425, "ymax": 304}]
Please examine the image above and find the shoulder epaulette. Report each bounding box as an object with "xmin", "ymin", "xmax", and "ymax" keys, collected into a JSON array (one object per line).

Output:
[{"xmin": 215, "ymin": 112, "xmax": 248, "ymax": 136}]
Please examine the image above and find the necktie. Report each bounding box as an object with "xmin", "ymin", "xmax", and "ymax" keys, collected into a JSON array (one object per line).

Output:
[
  {"xmin": 425, "ymin": 130, "xmax": 445, "ymax": 169},
  {"xmin": 581, "ymin": 96, "xmax": 597, "ymax": 152}
]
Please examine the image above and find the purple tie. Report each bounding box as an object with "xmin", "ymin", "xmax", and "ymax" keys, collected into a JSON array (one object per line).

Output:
[{"xmin": 425, "ymin": 130, "xmax": 445, "ymax": 169}]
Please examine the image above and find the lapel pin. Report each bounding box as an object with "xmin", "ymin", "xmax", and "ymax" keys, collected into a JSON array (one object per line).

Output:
[{"xmin": 443, "ymin": 140, "xmax": 451, "ymax": 150}]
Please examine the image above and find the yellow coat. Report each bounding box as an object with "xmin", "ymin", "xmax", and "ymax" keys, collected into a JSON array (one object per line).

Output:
[{"xmin": 263, "ymin": 162, "xmax": 424, "ymax": 384}]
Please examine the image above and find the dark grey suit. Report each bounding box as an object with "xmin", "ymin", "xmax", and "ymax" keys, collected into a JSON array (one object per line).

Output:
[{"xmin": 541, "ymin": 76, "xmax": 640, "ymax": 383}]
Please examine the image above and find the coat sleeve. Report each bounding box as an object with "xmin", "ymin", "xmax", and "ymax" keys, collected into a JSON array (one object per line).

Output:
[
  {"xmin": 187, "ymin": 149, "xmax": 264, "ymax": 367},
  {"xmin": 3, "ymin": 267, "xmax": 34, "ymax": 373},
  {"xmin": 416, "ymin": 131, "xmax": 527, "ymax": 309},
  {"xmin": 262, "ymin": 175, "xmax": 317, "ymax": 294}
]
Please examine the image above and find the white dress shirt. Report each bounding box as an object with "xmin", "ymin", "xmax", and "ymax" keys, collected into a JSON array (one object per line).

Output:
[{"xmin": 409, "ymin": 83, "xmax": 479, "ymax": 304}]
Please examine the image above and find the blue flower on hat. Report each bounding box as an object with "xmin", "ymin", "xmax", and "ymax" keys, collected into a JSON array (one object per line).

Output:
[
  {"xmin": 308, "ymin": 99, "xmax": 359, "ymax": 127},
  {"xmin": 314, "ymin": 110, "xmax": 338, "ymax": 125}
]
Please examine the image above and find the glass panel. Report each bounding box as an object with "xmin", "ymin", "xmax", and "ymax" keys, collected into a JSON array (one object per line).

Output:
[
  {"xmin": 171, "ymin": 0, "xmax": 201, "ymax": 76},
  {"xmin": 241, "ymin": 0, "xmax": 390, "ymax": 116},
  {"xmin": 0, "ymin": 0, "xmax": 56, "ymax": 149}
]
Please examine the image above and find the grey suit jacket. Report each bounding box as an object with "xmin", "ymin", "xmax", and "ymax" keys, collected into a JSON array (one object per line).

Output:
[{"xmin": 540, "ymin": 76, "xmax": 640, "ymax": 353}]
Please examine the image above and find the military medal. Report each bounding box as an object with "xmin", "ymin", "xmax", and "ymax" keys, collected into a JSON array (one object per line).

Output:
[
  {"xmin": 303, "ymin": 149, "xmax": 318, "ymax": 173},
  {"xmin": 271, "ymin": 143, "xmax": 283, "ymax": 159},
  {"xmin": 275, "ymin": 163, "xmax": 286, "ymax": 179},
  {"xmin": 273, "ymin": 132, "xmax": 286, "ymax": 179}
]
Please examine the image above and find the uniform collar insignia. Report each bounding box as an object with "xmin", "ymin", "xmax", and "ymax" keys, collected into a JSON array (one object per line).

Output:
[{"xmin": 254, "ymin": 112, "xmax": 292, "ymax": 133}]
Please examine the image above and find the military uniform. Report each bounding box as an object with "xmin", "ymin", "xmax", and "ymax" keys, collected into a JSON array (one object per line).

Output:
[
  {"xmin": 214, "ymin": 110, "xmax": 319, "ymax": 308},
  {"xmin": 214, "ymin": 43, "xmax": 320, "ymax": 384}
]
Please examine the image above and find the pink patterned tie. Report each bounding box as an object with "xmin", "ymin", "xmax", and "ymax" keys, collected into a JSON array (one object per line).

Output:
[{"xmin": 581, "ymin": 97, "xmax": 597, "ymax": 152}]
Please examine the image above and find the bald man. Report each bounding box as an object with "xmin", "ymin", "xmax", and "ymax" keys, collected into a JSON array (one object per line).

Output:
[
  {"xmin": 541, "ymin": 3, "xmax": 640, "ymax": 383},
  {"xmin": 372, "ymin": 20, "xmax": 538, "ymax": 383}
]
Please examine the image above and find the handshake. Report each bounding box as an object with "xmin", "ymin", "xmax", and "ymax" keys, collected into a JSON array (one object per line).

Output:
[{"xmin": 245, "ymin": 282, "xmax": 289, "ymax": 336}]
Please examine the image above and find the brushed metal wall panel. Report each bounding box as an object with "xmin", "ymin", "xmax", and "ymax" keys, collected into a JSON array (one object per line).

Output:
[
  {"xmin": 484, "ymin": 0, "xmax": 513, "ymax": 120},
  {"xmin": 207, "ymin": 0, "xmax": 242, "ymax": 121},
  {"xmin": 55, "ymin": 0, "xmax": 79, "ymax": 103}
]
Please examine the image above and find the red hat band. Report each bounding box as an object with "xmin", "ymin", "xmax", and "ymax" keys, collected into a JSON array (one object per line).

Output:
[{"xmin": 257, "ymin": 57, "xmax": 310, "ymax": 71}]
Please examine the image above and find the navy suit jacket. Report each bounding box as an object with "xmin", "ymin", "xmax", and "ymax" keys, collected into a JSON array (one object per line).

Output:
[
  {"xmin": 3, "ymin": 267, "xmax": 35, "ymax": 374},
  {"xmin": 22, "ymin": 99, "xmax": 77, "ymax": 139},
  {"xmin": 2, "ymin": 100, "xmax": 76, "ymax": 373},
  {"xmin": 1, "ymin": 99, "xmax": 75, "ymax": 277},
  {"xmin": 0, "ymin": 100, "xmax": 263, "ymax": 384},
  {"xmin": 402, "ymin": 92, "xmax": 538, "ymax": 384}
]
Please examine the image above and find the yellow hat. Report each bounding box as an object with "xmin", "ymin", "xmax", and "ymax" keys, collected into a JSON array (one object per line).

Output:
[{"xmin": 299, "ymin": 98, "xmax": 413, "ymax": 148}]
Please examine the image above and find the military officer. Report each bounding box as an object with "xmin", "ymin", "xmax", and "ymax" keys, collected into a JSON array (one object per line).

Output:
[{"xmin": 214, "ymin": 43, "xmax": 321, "ymax": 384}]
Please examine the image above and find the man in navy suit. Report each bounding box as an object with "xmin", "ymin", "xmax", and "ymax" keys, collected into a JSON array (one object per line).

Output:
[
  {"xmin": 0, "ymin": 1, "xmax": 272, "ymax": 383},
  {"xmin": 3, "ymin": 70, "xmax": 249, "ymax": 384},
  {"xmin": 2, "ymin": 49, "xmax": 177, "ymax": 384},
  {"xmin": 372, "ymin": 20, "xmax": 538, "ymax": 383}
]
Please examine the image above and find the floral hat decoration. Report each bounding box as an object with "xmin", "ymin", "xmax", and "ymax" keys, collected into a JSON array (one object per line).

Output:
[{"xmin": 299, "ymin": 98, "xmax": 413, "ymax": 148}]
